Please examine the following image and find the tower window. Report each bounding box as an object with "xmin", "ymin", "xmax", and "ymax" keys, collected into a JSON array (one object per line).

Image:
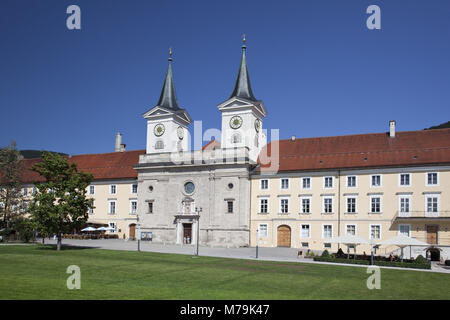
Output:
[
  {"xmin": 155, "ymin": 140, "xmax": 164, "ymax": 150},
  {"xmin": 231, "ymin": 133, "xmax": 241, "ymax": 144}
]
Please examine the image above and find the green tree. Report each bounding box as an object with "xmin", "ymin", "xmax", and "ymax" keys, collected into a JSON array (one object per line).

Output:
[
  {"xmin": 29, "ymin": 152, "xmax": 93, "ymax": 250},
  {"xmin": 0, "ymin": 142, "xmax": 25, "ymax": 240}
]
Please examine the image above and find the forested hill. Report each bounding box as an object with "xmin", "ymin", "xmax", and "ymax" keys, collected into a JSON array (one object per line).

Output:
[
  {"xmin": 425, "ymin": 121, "xmax": 450, "ymax": 130},
  {"xmin": 19, "ymin": 150, "xmax": 68, "ymax": 159}
]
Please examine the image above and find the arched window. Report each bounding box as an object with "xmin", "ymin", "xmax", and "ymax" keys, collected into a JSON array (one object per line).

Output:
[
  {"xmin": 231, "ymin": 133, "xmax": 241, "ymax": 144},
  {"xmin": 155, "ymin": 140, "xmax": 164, "ymax": 150}
]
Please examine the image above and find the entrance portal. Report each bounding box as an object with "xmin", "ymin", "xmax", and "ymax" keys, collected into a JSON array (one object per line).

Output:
[
  {"xmin": 277, "ymin": 225, "xmax": 291, "ymax": 247},
  {"xmin": 183, "ymin": 223, "xmax": 192, "ymax": 244},
  {"xmin": 129, "ymin": 224, "xmax": 136, "ymax": 240}
]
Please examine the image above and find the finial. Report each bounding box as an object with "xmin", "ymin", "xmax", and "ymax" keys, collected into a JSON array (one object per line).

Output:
[
  {"xmin": 168, "ymin": 47, "xmax": 173, "ymax": 62},
  {"xmin": 242, "ymin": 33, "xmax": 247, "ymax": 50}
]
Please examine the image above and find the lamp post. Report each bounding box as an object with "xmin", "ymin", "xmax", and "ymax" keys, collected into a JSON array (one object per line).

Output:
[
  {"xmin": 256, "ymin": 229, "xmax": 259, "ymax": 259},
  {"xmin": 195, "ymin": 207, "xmax": 202, "ymax": 256}
]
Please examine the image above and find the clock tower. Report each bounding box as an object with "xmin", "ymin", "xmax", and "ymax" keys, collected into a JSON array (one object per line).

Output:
[
  {"xmin": 143, "ymin": 49, "xmax": 191, "ymax": 154},
  {"xmin": 218, "ymin": 36, "xmax": 267, "ymax": 162}
]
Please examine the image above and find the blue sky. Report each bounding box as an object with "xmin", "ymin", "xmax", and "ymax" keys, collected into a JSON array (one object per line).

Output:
[{"xmin": 1, "ymin": 0, "xmax": 449, "ymax": 155}]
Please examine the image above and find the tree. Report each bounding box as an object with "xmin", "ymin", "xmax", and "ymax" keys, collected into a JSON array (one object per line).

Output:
[
  {"xmin": 29, "ymin": 152, "xmax": 93, "ymax": 250},
  {"xmin": 0, "ymin": 142, "xmax": 25, "ymax": 240}
]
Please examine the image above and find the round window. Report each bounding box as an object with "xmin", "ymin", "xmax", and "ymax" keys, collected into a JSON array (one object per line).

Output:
[
  {"xmin": 184, "ymin": 182, "xmax": 195, "ymax": 194},
  {"xmin": 228, "ymin": 183, "xmax": 234, "ymax": 189},
  {"xmin": 148, "ymin": 185, "xmax": 154, "ymax": 192}
]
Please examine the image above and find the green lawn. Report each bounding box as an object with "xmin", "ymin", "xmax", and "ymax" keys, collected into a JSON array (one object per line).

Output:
[{"xmin": 0, "ymin": 244, "xmax": 449, "ymax": 300}]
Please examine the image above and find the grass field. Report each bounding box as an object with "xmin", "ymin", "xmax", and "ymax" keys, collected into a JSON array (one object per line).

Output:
[{"xmin": 0, "ymin": 244, "xmax": 449, "ymax": 300}]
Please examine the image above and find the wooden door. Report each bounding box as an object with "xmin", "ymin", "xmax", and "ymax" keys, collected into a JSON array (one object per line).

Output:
[
  {"xmin": 426, "ymin": 225, "xmax": 438, "ymax": 244},
  {"xmin": 183, "ymin": 223, "xmax": 192, "ymax": 244},
  {"xmin": 129, "ymin": 224, "xmax": 136, "ymax": 239},
  {"xmin": 277, "ymin": 225, "xmax": 291, "ymax": 247}
]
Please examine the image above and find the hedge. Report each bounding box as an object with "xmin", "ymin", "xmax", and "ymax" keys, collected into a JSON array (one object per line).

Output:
[{"xmin": 313, "ymin": 257, "xmax": 431, "ymax": 270}]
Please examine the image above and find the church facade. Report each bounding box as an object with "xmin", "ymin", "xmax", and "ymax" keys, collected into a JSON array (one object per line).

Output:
[{"xmin": 135, "ymin": 42, "xmax": 266, "ymax": 247}]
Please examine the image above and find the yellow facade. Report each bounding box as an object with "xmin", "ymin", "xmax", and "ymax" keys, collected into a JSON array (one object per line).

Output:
[{"xmin": 250, "ymin": 167, "xmax": 450, "ymax": 258}]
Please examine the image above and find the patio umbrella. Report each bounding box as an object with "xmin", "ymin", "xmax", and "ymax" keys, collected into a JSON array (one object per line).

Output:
[
  {"xmin": 377, "ymin": 234, "xmax": 428, "ymax": 261},
  {"xmin": 329, "ymin": 234, "xmax": 370, "ymax": 259},
  {"xmin": 81, "ymin": 227, "xmax": 97, "ymax": 232},
  {"xmin": 96, "ymin": 227, "xmax": 108, "ymax": 231}
]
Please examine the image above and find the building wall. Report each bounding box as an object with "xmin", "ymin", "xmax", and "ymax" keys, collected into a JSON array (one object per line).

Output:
[{"xmin": 250, "ymin": 166, "xmax": 450, "ymax": 259}]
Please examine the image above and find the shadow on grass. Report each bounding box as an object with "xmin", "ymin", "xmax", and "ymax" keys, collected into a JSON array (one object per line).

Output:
[{"xmin": 37, "ymin": 244, "xmax": 100, "ymax": 251}]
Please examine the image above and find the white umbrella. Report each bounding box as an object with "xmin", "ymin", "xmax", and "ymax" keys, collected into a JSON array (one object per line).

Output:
[
  {"xmin": 81, "ymin": 227, "xmax": 97, "ymax": 232},
  {"xmin": 329, "ymin": 234, "xmax": 370, "ymax": 259},
  {"xmin": 96, "ymin": 227, "xmax": 108, "ymax": 231},
  {"xmin": 377, "ymin": 234, "xmax": 428, "ymax": 261}
]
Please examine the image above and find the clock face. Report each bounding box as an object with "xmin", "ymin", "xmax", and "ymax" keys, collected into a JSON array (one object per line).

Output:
[
  {"xmin": 230, "ymin": 116, "xmax": 243, "ymax": 129},
  {"xmin": 177, "ymin": 126, "xmax": 184, "ymax": 140},
  {"xmin": 154, "ymin": 123, "xmax": 165, "ymax": 137},
  {"xmin": 254, "ymin": 119, "xmax": 261, "ymax": 132}
]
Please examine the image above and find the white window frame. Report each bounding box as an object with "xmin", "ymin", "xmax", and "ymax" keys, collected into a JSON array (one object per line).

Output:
[
  {"xmin": 131, "ymin": 183, "xmax": 138, "ymax": 194},
  {"xmin": 108, "ymin": 200, "xmax": 116, "ymax": 215},
  {"xmin": 425, "ymin": 172, "xmax": 439, "ymax": 186},
  {"xmin": 369, "ymin": 224, "xmax": 382, "ymax": 240},
  {"xmin": 299, "ymin": 195, "xmax": 311, "ymax": 214},
  {"xmin": 398, "ymin": 195, "xmax": 411, "ymax": 216},
  {"xmin": 22, "ymin": 188, "xmax": 28, "ymax": 196},
  {"xmin": 369, "ymin": 195, "xmax": 382, "ymax": 214},
  {"xmin": 259, "ymin": 197, "xmax": 269, "ymax": 214},
  {"xmin": 110, "ymin": 184, "xmax": 117, "ymax": 195},
  {"xmin": 346, "ymin": 175, "xmax": 357, "ymax": 188},
  {"xmin": 260, "ymin": 179, "xmax": 269, "ymax": 190},
  {"xmin": 322, "ymin": 196, "xmax": 334, "ymax": 214},
  {"xmin": 300, "ymin": 224, "xmax": 311, "ymax": 239},
  {"xmin": 89, "ymin": 185, "xmax": 95, "ymax": 195},
  {"xmin": 279, "ymin": 197, "xmax": 290, "ymax": 214},
  {"xmin": 425, "ymin": 193, "xmax": 440, "ymax": 216},
  {"xmin": 258, "ymin": 224, "xmax": 268, "ymax": 238},
  {"xmin": 88, "ymin": 200, "xmax": 95, "ymax": 214},
  {"xmin": 370, "ymin": 174, "xmax": 382, "ymax": 188},
  {"xmin": 301, "ymin": 177, "xmax": 311, "ymax": 189},
  {"xmin": 322, "ymin": 224, "xmax": 333, "ymax": 239},
  {"xmin": 345, "ymin": 196, "xmax": 357, "ymax": 214},
  {"xmin": 399, "ymin": 173, "xmax": 411, "ymax": 187},
  {"xmin": 130, "ymin": 200, "xmax": 138, "ymax": 215},
  {"xmin": 398, "ymin": 224, "xmax": 411, "ymax": 237},
  {"xmin": 324, "ymin": 176, "xmax": 333, "ymax": 189},
  {"xmin": 280, "ymin": 178, "xmax": 289, "ymax": 190},
  {"xmin": 108, "ymin": 222, "xmax": 117, "ymax": 233},
  {"xmin": 345, "ymin": 224, "xmax": 357, "ymax": 236}
]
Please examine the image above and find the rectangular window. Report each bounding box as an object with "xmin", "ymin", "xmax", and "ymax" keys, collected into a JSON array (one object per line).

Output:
[
  {"xmin": 132, "ymin": 184, "xmax": 138, "ymax": 194},
  {"xmin": 110, "ymin": 185, "xmax": 116, "ymax": 194},
  {"xmin": 260, "ymin": 179, "xmax": 268, "ymax": 190},
  {"xmin": 302, "ymin": 177, "xmax": 311, "ymax": 189},
  {"xmin": 399, "ymin": 197, "xmax": 410, "ymax": 213},
  {"xmin": 108, "ymin": 222, "xmax": 116, "ymax": 233},
  {"xmin": 302, "ymin": 242, "xmax": 309, "ymax": 248},
  {"xmin": 259, "ymin": 198, "xmax": 268, "ymax": 214},
  {"xmin": 89, "ymin": 185, "xmax": 95, "ymax": 195},
  {"xmin": 22, "ymin": 188, "xmax": 28, "ymax": 196},
  {"xmin": 148, "ymin": 202, "xmax": 153, "ymax": 214},
  {"xmin": 301, "ymin": 224, "xmax": 310, "ymax": 238},
  {"xmin": 370, "ymin": 225, "xmax": 381, "ymax": 240},
  {"xmin": 347, "ymin": 176, "xmax": 356, "ymax": 187},
  {"xmin": 130, "ymin": 200, "xmax": 137, "ymax": 214},
  {"xmin": 346, "ymin": 197, "xmax": 356, "ymax": 213},
  {"xmin": 399, "ymin": 225, "xmax": 410, "ymax": 237},
  {"xmin": 108, "ymin": 201, "xmax": 116, "ymax": 214},
  {"xmin": 323, "ymin": 197, "xmax": 333, "ymax": 213},
  {"xmin": 88, "ymin": 201, "xmax": 94, "ymax": 214},
  {"xmin": 301, "ymin": 198, "xmax": 311, "ymax": 214},
  {"xmin": 258, "ymin": 224, "xmax": 268, "ymax": 238},
  {"xmin": 427, "ymin": 173, "xmax": 438, "ymax": 185},
  {"xmin": 371, "ymin": 175, "xmax": 381, "ymax": 187},
  {"xmin": 324, "ymin": 176, "xmax": 333, "ymax": 188},
  {"xmin": 324, "ymin": 243, "xmax": 331, "ymax": 248},
  {"xmin": 281, "ymin": 178, "xmax": 289, "ymax": 189},
  {"xmin": 400, "ymin": 173, "xmax": 410, "ymax": 186},
  {"xmin": 280, "ymin": 198, "xmax": 289, "ymax": 214},
  {"xmin": 426, "ymin": 196, "xmax": 439, "ymax": 213},
  {"xmin": 370, "ymin": 197, "xmax": 381, "ymax": 213},
  {"xmin": 346, "ymin": 225, "xmax": 356, "ymax": 236},
  {"xmin": 227, "ymin": 201, "xmax": 234, "ymax": 213},
  {"xmin": 323, "ymin": 225, "xmax": 333, "ymax": 238}
]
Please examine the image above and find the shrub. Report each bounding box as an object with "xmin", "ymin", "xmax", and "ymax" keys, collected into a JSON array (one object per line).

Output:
[
  {"xmin": 313, "ymin": 256, "xmax": 431, "ymax": 270},
  {"xmin": 414, "ymin": 255, "xmax": 427, "ymax": 264},
  {"xmin": 321, "ymin": 250, "xmax": 330, "ymax": 258}
]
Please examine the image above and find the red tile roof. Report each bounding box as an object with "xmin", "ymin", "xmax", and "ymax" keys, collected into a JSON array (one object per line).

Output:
[
  {"xmin": 20, "ymin": 150, "xmax": 146, "ymax": 184},
  {"xmin": 258, "ymin": 128, "xmax": 450, "ymax": 173}
]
